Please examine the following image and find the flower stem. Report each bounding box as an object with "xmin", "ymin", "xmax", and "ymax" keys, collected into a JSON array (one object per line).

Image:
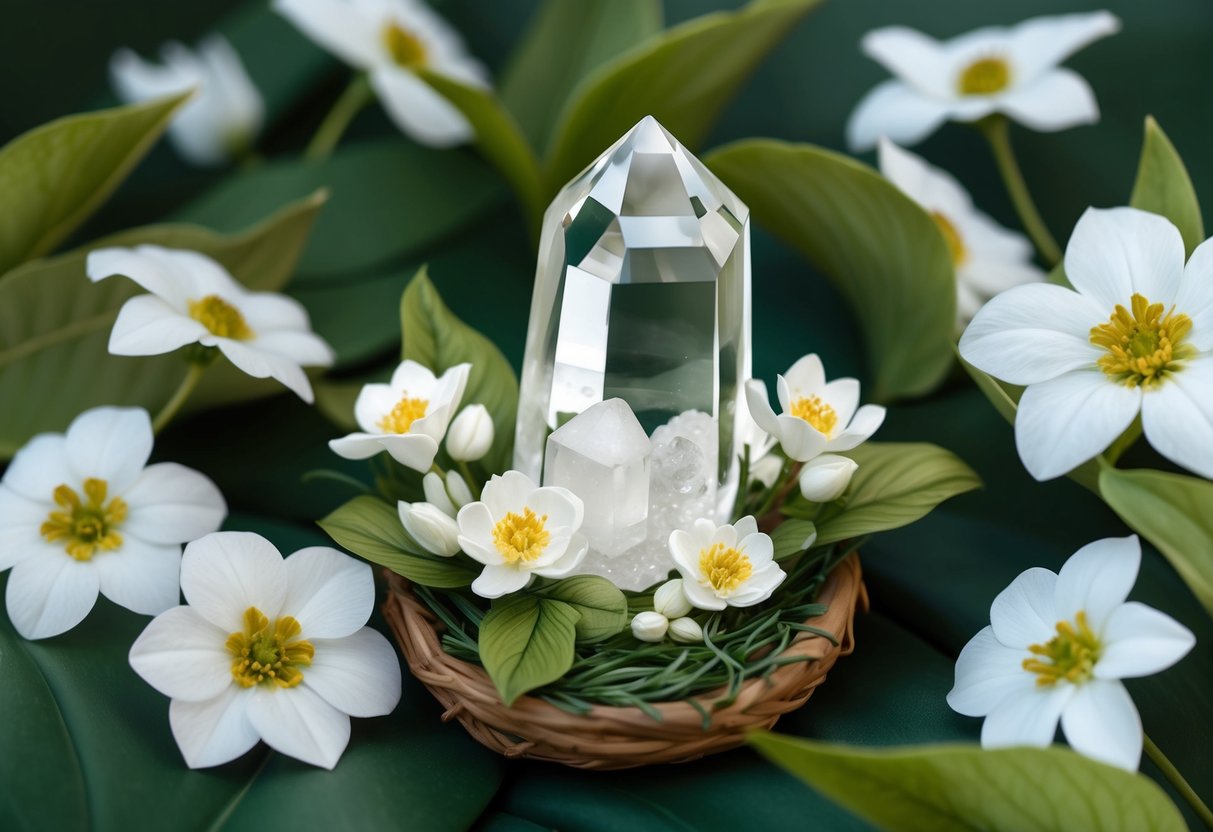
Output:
[
  {"xmin": 1145, "ymin": 733, "xmax": 1213, "ymax": 829},
  {"xmin": 152, "ymin": 362, "xmax": 208, "ymax": 435},
  {"xmin": 305, "ymin": 75, "xmax": 373, "ymax": 162},
  {"xmin": 456, "ymin": 460, "xmax": 481, "ymax": 498},
  {"xmin": 977, "ymin": 115, "xmax": 1062, "ymax": 267}
]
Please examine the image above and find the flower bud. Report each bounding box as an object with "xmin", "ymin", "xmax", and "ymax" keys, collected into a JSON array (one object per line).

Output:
[
  {"xmin": 422, "ymin": 472, "xmax": 456, "ymax": 517},
  {"xmin": 446, "ymin": 404, "xmax": 494, "ymax": 462},
  {"xmin": 445, "ymin": 470, "xmax": 473, "ymax": 508},
  {"xmin": 798, "ymin": 454, "xmax": 858, "ymax": 503},
  {"xmin": 652, "ymin": 579, "xmax": 693, "ymax": 618},
  {"xmin": 398, "ymin": 501, "xmax": 461, "ymax": 556},
  {"xmin": 668, "ymin": 617, "xmax": 704, "ymax": 644},
  {"xmin": 630, "ymin": 611, "xmax": 669, "ymax": 643},
  {"xmin": 750, "ymin": 454, "xmax": 784, "ymax": 488}
]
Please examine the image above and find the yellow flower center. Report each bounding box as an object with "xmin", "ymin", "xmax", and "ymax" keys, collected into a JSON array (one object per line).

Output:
[
  {"xmin": 189, "ymin": 295, "xmax": 253, "ymax": 340},
  {"xmin": 1022, "ymin": 610, "xmax": 1102, "ymax": 687},
  {"xmin": 931, "ymin": 211, "xmax": 967, "ymax": 266},
  {"xmin": 698, "ymin": 542, "xmax": 753, "ymax": 594},
  {"xmin": 957, "ymin": 56, "xmax": 1011, "ymax": 95},
  {"xmin": 40, "ymin": 478, "xmax": 127, "ymax": 561},
  {"xmin": 379, "ymin": 395, "xmax": 430, "ymax": 434},
  {"xmin": 492, "ymin": 508, "xmax": 550, "ymax": 565},
  {"xmin": 790, "ymin": 395, "xmax": 838, "ymax": 435},
  {"xmin": 382, "ymin": 22, "xmax": 429, "ymax": 69},
  {"xmin": 226, "ymin": 607, "xmax": 314, "ymax": 689},
  {"xmin": 1090, "ymin": 293, "xmax": 1194, "ymax": 388}
]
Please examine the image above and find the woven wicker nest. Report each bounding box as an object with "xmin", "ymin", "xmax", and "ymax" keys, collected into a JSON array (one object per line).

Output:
[{"xmin": 383, "ymin": 554, "xmax": 867, "ymax": 770}]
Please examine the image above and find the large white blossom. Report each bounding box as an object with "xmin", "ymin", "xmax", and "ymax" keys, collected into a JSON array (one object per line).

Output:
[
  {"xmin": 960, "ymin": 207, "xmax": 1213, "ymax": 480},
  {"xmin": 669, "ymin": 516, "xmax": 784, "ymax": 611},
  {"xmin": 0, "ymin": 408, "xmax": 225, "ymax": 639},
  {"xmin": 848, "ymin": 12, "xmax": 1121, "ymax": 151}
]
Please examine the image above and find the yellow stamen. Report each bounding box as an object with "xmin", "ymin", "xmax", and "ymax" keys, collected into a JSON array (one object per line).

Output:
[
  {"xmin": 790, "ymin": 395, "xmax": 838, "ymax": 436},
  {"xmin": 931, "ymin": 211, "xmax": 967, "ymax": 266},
  {"xmin": 958, "ymin": 56, "xmax": 1011, "ymax": 95},
  {"xmin": 188, "ymin": 295, "xmax": 253, "ymax": 340},
  {"xmin": 699, "ymin": 542, "xmax": 753, "ymax": 594},
  {"xmin": 378, "ymin": 395, "xmax": 430, "ymax": 434},
  {"xmin": 1090, "ymin": 293, "xmax": 1194, "ymax": 388},
  {"xmin": 227, "ymin": 607, "xmax": 315, "ymax": 688},
  {"xmin": 40, "ymin": 478, "xmax": 127, "ymax": 561},
  {"xmin": 1023, "ymin": 610, "xmax": 1102, "ymax": 687},
  {"xmin": 492, "ymin": 508, "xmax": 550, "ymax": 565},
  {"xmin": 382, "ymin": 22, "xmax": 428, "ymax": 69}
]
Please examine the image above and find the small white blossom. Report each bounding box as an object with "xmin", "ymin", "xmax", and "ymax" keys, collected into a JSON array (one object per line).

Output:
[
  {"xmin": 798, "ymin": 455, "xmax": 858, "ymax": 503},
  {"xmin": 397, "ymin": 501, "xmax": 460, "ymax": 556},
  {"xmin": 653, "ymin": 578, "xmax": 693, "ymax": 619},
  {"xmin": 630, "ymin": 611, "xmax": 669, "ymax": 643},
  {"xmin": 669, "ymin": 516, "xmax": 785, "ymax": 611},
  {"xmin": 445, "ymin": 404, "xmax": 493, "ymax": 462},
  {"xmin": 668, "ymin": 617, "xmax": 704, "ymax": 644}
]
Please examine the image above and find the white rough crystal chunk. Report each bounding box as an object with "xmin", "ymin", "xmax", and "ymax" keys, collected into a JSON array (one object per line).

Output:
[{"xmin": 543, "ymin": 398, "xmax": 651, "ymax": 557}]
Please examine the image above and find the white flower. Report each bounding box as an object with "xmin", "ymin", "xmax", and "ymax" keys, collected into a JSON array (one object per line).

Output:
[
  {"xmin": 128, "ymin": 532, "xmax": 402, "ymax": 770},
  {"xmin": 398, "ymin": 501, "xmax": 460, "ymax": 556},
  {"xmin": 442, "ymin": 469, "xmax": 473, "ymax": 509},
  {"xmin": 0, "ymin": 407, "xmax": 225, "ymax": 640},
  {"xmin": 848, "ymin": 12, "xmax": 1121, "ymax": 151},
  {"xmin": 947, "ymin": 536, "xmax": 1194, "ymax": 771},
  {"xmin": 110, "ymin": 36, "xmax": 264, "ymax": 167},
  {"xmin": 630, "ymin": 611, "xmax": 668, "ymax": 643},
  {"xmin": 329, "ymin": 360, "xmax": 470, "ymax": 472},
  {"xmin": 273, "ymin": 0, "xmax": 488, "ymax": 147},
  {"xmin": 879, "ymin": 139, "xmax": 1044, "ymax": 327},
  {"xmin": 652, "ymin": 578, "xmax": 693, "ymax": 619},
  {"xmin": 87, "ymin": 245, "xmax": 335, "ymax": 403},
  {"xmin": 668, "ymin": 617, "xmax": 704, "ymax": 644},
  {"xmin": 669, "ymin": 516, "xmax": 785, "ymax": 611},
  {"xmin": 446, "ymin": 404, "xmax": 493, "ymax": 462},
  {"xmin": 455, "ymin": 471, "xmax": 588, "ymax": 599},
  {"xmin": 960, "ymin": 207, "xmax": 1213, "ymax": 480},
  {"xmin": 744, "ymin": 354, "xmax": 886, "ymax": 463},
  {"xmin": 798, "ymin": 454, "xmax": 858, "ymax": 503}
]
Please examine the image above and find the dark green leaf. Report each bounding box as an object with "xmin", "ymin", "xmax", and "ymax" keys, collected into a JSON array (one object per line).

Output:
[
  {"xmin": 479, "ymin": 595, "xmax": 580, "ymax": 705},
  {"xmin": 539, "ymin": 576, "xmax": 628, "ymax": 642},
  {"xmin": 1130, "ymin": 117, "xmax": 1204, "ymax": 256},
  {"xmin": 771, "ymin": 519, "xmax": 818, "ymax": 559}
]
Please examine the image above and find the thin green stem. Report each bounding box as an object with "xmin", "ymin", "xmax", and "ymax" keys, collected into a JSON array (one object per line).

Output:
[
  {"xmin": 305, "ymin": 75, "xmax": 373, "ymax": 162},
  {"xmin": 753, "ymin": 457, "xmax": 794, "ymax": 519},
  {"xmin": 978, "ymin": 115, "xmax": 1062, "ymax": 266},
  {"xmin": 152, "ymin": 362, "xmax": 208, "ymax": 435},
  {"xmin": 455, "ymin": 460, "xmax": 481, "ymax": 498},
  {"xmin": 1145, "ymin": 734, "xmax": 1213, "ymax": 830}
]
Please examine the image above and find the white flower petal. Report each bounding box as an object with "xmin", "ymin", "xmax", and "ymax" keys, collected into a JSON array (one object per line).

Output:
[
  {"xmin": 370, "ymin": 68, "xmax": 473, "ymax": 148},
  {"xmin": 481, "ymin": 470, "xmax": 534, "ymax": 518},
  {"xmin": 6, "ymin": 554, "xmax": 99, "ymax": 640},
  {"xmin": 782, "ymin": 354, "xmax": 826, "ymax": 396},
  {"xmin": 1141, "ymin": 358, "xmax": 1213, "ymax": 480},
  {"xmin": 140, "ymin": 247, "xmax": 244, "ymax": 299},
  {"xmin": 1060, "ymin": 679, "xmax": 1141, "ymax": 771},
  {"xmin": 743, "ymin": 379, "xmax": 782, "ymax": 438},
  {"xmin": 238, "ymin": 293, "xmax": 310, "ymax": 333},
  {"xmin": 273, "ymin": 0, "xmax": 381, "ymax": 69},
  {"xmin": 94, "ymin": 537, "xmax": 182, "ymax": 615},
  {"xmin": 1004, "ymin": 12, "xmax": 1121, "ymax": 84},
  {"xmin": 681, "ymin": 577, "xmax": 726, "ymax": 611},
  {"xmin": 981, "ymin": 683, "xmax": 1071, "ymax": 749},
  {"xmin": 123, "ymin": 463, "xmax": 226, "ymax": 545},
  {"xmin": 1177, "ymin": 237, "xmax": 1213, "ymax": 350},
  {"xmin": 328, "ymin": 433, "xmax": 388, "ymax": 461},
  {"xmin": 170, "ymin": 686, "xmax": 259, "ymax": 769},
  {"xmin": 775, "ymin": 414, "xmax": 828, "ymax": 462},
  {"xmin": 254, "ymin": 331, "xmax": 335, "ymax": 369},
  {"xmin": 129, "ymin": 605, "xmax": 232, "ymax": 702},
  {"xmin": 846, "ymin": 80, "xmax": 952, "ymax": 152},
  {"xmin": 87, "ymin": 247, "xmax": 191, "ymax": 307},
  {"xmin": 306, "ymin": 627, "xmax": 402, "ymax": 717},
  {"xmin": 861, "ymin": 27, "xmax": 951, "ymax": 96},
  {"xmin": 422, "ymin": 472, "xmax": 457, "ymax": 517},
  {"xmin": 1014, "ymin": 370, "xmax": 1140, "ymax": 481},
  {"xmin": 470, "ymin": 565, "xmax": 530, "ymax": 599},
  {"xmin": 2, "ymin": 434, "xmax": 73, "ymax": 502},
  {"xmin": 108, "ymin": 295, "xmax": 207, "ymax": 356},
  {"xmin": 532, "ymin": 533, "xmax": 588, "ymax": 578},
  {"xmin": 989, "ymin": 566, "xmax": 1058, "ymax": 649},
  {"xmin": 65, "ymin": 407, "xmax": 153, "ymax": 492},
  {"xmin": 456, "ymin": 501, "xmax": 503, "ymax": 566},
  {"xmin": 825, "ymin": 404, "xmax": 886, "ymax": 452},
  {"xmin": 948, "ymin": 626, "xmax": 1036, "ymax": 717},
  {"xmin": 960, "ymin": 258, "xmax": 1045, "ymax": 299},
  {"xmin": 376, "ymin": 433, "xmax": 441, "ymax": 472},
  {"xmin": 997, "ymin": 68, "xmax": 1100, "ymax": 133},
  {"xmin": 0, "ymin": 488, "xmax": 52, "ymax": 571},
  {"xmin": 282, "ymin": 547, "xmax": 373, "ymax": 640},
  {"xmin": 181, "ymin": 532, "xmax": 287, "ymax": 630},
  {"xmin": 216, "ymin": 339, "xmax": 314, "ymax": 403},
  {"xmin": 1054, "ymin": 535, "xmax": 1140, "ymax": 630},
  {"xmin": 246, "ymin": 685, "xmax": 352, "ymax": 770},
  {"xmin": 1065, "ymin": 207, "xmax": 1187, "ymax": 311},
  {"xmin": 878, "ymin": 138, "xmax": 972, "ymax": 218},
  {"xmin": 821, "ymin": 378, "xmax": 860, "ymax": 426},
  {"xmin": 1096, "ymin": 601, "xmax": 1195, "ymax": 680}
]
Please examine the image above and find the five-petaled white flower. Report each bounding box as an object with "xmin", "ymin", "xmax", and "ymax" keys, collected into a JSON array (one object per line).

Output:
[
  {"xmin": 948, "ymin": 536, "xmax": 1194, "ymax": 771},
  {"xmin": 744, "ymin": 354, "xmax": 886, "ymax": 463},
  {"xmin": 0, "ymin": 407, "xmax": 225, "ymax": 640},
  {"xmin": 669, "ymin": 516, "xmax": 785, "ymax": 611},
  {"xmin": 848, "ymin": 11, "xmax": 1121, "ymax": 151},
  {"xmin": 110, "ymin": 36, "xmax": 264, "ymax": 167},
  {"xmin": 880, "ymin": 139, "xmax": 1044, "ymax": 327},
  {"xmin": 329, "ymin": 360, "xmax": 471, "ymax": 472},
  {"xmin": 456, "ymin": 471, "xmax": 588, "ymax": 599},
  {"xmin": 87, "ymin": 245, "xmax": 335, "ymax": 403},
  {"xmin": 273, "ymin": 0, "xmax": 488, "ymax": 147},
  {"xmin": 960, "ymin": 207, "xmax": 1213, "ymax": 480},
  {"xmin": 129, "ymin": 532, "xmax": 402, "ymax": 769}
]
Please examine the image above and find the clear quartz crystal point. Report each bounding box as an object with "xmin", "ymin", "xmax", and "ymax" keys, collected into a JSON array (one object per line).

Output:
[
  {"xmin": 514, "ymin": 115, "xmax": 752, "ymax": 498},
  {"xmin": 543, "ymin": 398, "xmax": 651, "ymax": 556}
]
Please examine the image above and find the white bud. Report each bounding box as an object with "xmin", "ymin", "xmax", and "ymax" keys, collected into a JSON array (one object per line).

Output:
[
  {"xmin": 421, "ymin": 472, "xmax": 456, "ymax": 517},
  {"xmin": 798, "ymin": 454, "xmax": 858, "ymax": 503},
  {"xmin": 445, "ymin": 470, "xmax": 473, "ymax": 508},
  {"xmin": 750, "ymin": 454, "xmax": 784, "ymax": 488},
  {"xmin": 652, "ymin": 579, "xmax": 693, "ymax": 618},
  {"xmin": 446, "ymin": 404, "xmax": 494, "ymax": 462},
  {"xmin": 630, "ymin": 611, "xmax": 669, "ymax": 642},
  {"xmin": 668, "ymin": 617, "xmax": 704, "ymax": 644},
  {"xmin": 398, "ymin": 501, "xmax": 461, "ymax": 556}
]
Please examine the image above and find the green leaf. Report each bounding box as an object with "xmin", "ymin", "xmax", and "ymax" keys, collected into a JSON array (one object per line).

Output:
[
  {"xmin": 538, "ymin": 576, "xmax": 628, "ymax": 642},
  {"xmin": 543, "ymin": 0, "xmax": 820, "ymax": 194},
  {"xmin": 1099, "ymin": 464, "xmax": 1213, "ymax": 618},
  {"xmin": 479, "ymin": 595, "xmax": 580, "ymax": 705},
  {"xmin": 319, "ymin": 495, "xmax": 478, "ymax": 588},
  {"xmin": 0, "ymin": 94, "xmax": 187, "ymax": 274},
  {"xmin": 813, "ymin": 443, "xmax": 981, "ymax": 546},
  {"xmin": 771, "ymin": 519, "xmax": 818, "ymax": 560},
  {"xmin": 401, "ymin": 267, "xmax": 519, "ymax": 473},
  {"xmin": 1130, "ymin": 117, "xmax": 1204, "ymax": 256},
  {"xmin": 0, "ymin": 191, "xmax": 327, "ymax": 459},
  {"xmin": 707, "ymin": 140, "xmax": 956, "ymax": 401},
  {"xmin": 500, "ymin": 0, "xmax": 663, "ymax": 152},
  {"xmin": 750, "ymin": 733, "xmax": 1188, "ymax": 832}
]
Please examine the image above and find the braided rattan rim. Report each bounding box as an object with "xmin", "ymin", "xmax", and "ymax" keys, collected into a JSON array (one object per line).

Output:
[{"xmin": 383, "ymin": 554, "xmax": 867, "ymax": 770}]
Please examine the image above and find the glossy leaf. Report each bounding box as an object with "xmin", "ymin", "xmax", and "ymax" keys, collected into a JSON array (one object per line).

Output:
[
  {"xmin": 708, "ymin": 140, "xmax": 956, "ymax": 401},
  {"xmin": 0, "ymin": 94, "xmax": 186, "ymax": 274},
  {"xmin": 538, "ymin": 576, "xmax": 628, "ymax": 642},
  {"xmin": 1130, "ymin": 117, "xmax": 1204, "ymax": 256},
  {"xmin": 771, "ymin": 519, "xmax": 818, "ymax": 559},
  {"xmin": 479, "ymin": 594, "xmax": 580, "ymax": 705},
  {"xmin": 751, "ymin": 733, "xmax": 1187, "ymax": 832}
]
